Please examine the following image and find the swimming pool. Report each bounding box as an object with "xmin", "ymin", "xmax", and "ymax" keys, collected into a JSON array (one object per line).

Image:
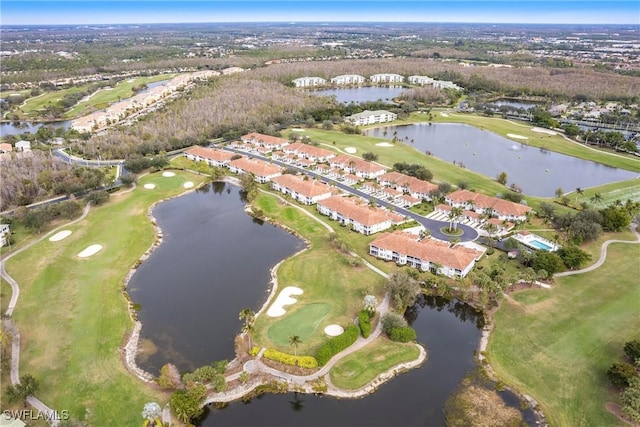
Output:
[{"xmin": 529, "ymin": 239, "xmax": 553, "ymax": 251}]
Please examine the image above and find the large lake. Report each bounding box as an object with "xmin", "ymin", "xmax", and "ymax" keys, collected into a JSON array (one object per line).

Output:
[
  {"xmin": 310, "ymin": 86, "xmax": 406, "ymax": 104},
  {"xmin": 127, "ymin": 181, "xmax": 532, "ymax": 426},
  {"xmin": 0, "ymin": 120, "xmax": 71, "ymax": 137},
  {"xmin": 366, "ymin": 123, "xmax": 637, "ymax": 197}
]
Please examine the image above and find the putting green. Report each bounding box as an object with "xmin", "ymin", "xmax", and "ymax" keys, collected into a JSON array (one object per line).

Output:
[{"xmin": 267, "ymin": 303, "xmax": 332, "ymax": 346}]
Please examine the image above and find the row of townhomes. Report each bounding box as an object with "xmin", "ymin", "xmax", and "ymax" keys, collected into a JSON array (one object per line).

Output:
[
  {"xmin": 444, "ymin": 189, "xmax": 532, "ymax": 222},
  {"xmin": 369, "ymin": 231, "xmax": 485, "ymax": 278},
  {"xmin": 292, "ymin": 73, "xmax": 462, "ymax": 90},
  {"xmin": 345, "ymin": 110, "xmax": 397, "ymax": 126},
  {"xmin": 317, "ymin": 196, "xmax": 406, "ymax": 235}
]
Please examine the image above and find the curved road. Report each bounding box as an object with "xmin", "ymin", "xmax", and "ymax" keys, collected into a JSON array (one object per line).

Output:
[{"xmin": 220, "ymin": 146, "xmax": 479, "ymax": 242}]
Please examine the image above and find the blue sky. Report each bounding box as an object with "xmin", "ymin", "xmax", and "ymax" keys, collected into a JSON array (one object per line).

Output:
[{"xmin": 2, "ymin": 1, "xmax": 638, "ymax": 25}]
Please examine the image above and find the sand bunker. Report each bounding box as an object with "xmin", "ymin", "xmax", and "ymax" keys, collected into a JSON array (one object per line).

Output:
[
  {"xmin": 267, "ymin": 286, "xmax": 303, "ymax": 317},
  {"xmin": 375, "ymin": 142, "xmax": 394, "ymax": 147},
  {"xmin": 344, "ymin": 147, "xmax": 357, "ymax": 154},
  {"xmin": 324, "ymin": 324, "xmax": 344, "ymax": 337},
  {"xmin": 162, "ymin": 171, "xmax": 176, "ymax": 177},
  {"xmin": 291, "ymin": 128, "xmax": 305, "ymax": 132},
  {"xmin": 143, "ymin": 183, "xmax": 156, "ymax": 189},
  {"xmin": 183, "ymin": 181, "xmax": 194, "ymax": 188},
  {"xmin": 440, "ymin": 112, "xmax": 449, "ymax": 117},
  {"xmin": 49, "ymin": 230, "xmax": 72, "ymax": 242},
  {"xmin": 78, "ymin": 244, "xmax": 102, "ymax": 258},
  {"xmin": 531, "ymin": 127, "xmax": 557, "ymax": 136},
  {"xmin": 507, "ymin": 133, "xmax": 529, "ymax": 140}
]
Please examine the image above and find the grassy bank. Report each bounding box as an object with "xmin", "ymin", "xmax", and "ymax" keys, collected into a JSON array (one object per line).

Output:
[
  {"xmin": 251, "ymin": 192, "xmax": 388, "ymax": 355},
  {"xmin": 486, "ymin": 241, "xmax": 640, "ymax": 426},
  {"xmin": 2, "ymin": 171, "xmax": 205, "ymax": 424},
  {"xmin": 330, "ymin": 338, "xmax": 420, "ymax": 390}
]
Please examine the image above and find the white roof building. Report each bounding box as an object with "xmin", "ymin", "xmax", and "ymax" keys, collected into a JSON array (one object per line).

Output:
[
  {"xmin": 331, "ymin": 74, "xmax": 366, "ymax": 85},
  {"xmin": 370, "ymin": 73, "xmax": 404, "ymax": 83},
  {"xmin": 292, "ymin": 77, "xmax": 327, "ymax": 87},
  {"xmin": 15, "ymin": 140, "xmax": 31, "ymax": 152},
  {"xmin": 345, "ymin": 110, "xmax": 397, "ymax": 126}
]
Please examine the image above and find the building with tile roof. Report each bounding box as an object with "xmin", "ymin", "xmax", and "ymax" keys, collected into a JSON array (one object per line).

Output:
[
  {"xmin": 317, "ymin": 196, "xmax": 404, "ymax": 235},
  {"xmin": 369, "ymin": 231, "xmax": 484, "ymax": 278},
  {"xmin": 184, "ymin": 146, "xmax": 235, "ymax": 167},
  {"xmin": 228, "ymin": 157, "xmax": 282, "ymax": 183},
  {"xmin": 271, "ymin": 174, "xmax": 333, "ymax": 205},
  {"xmin": 445, "ymin": 189, "xmax": 531, "ymax": 222}
]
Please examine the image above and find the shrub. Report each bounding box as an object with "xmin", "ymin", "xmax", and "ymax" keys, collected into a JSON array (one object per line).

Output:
[
  {"xmin": 249, "ymin": 346, "xmax": 260, "ymax": 357},
  {"xmin": 607, "ymin": 362, "xmax": 638, "ymax": 388},
  {"xmin": 390, "ymin": 327, "xmax": 417, "ymax": 343},
  {"xmin": 85, "ymin": 190, "xmax": 110, "ymax": 206},
  {"xmin": 486, "ymin": 248, "xmax": 495, "ymax": 255},
  {"xmin": 262, "ymin": 349, "xmax": 318, "ymax": 369},
  {"xmin": 358, "ymin": 310, "xmax": 372, "ymax": 338},
  {"xmin": 315, "ymin": 325, "xmax": 359, "ymax": 366},
  {"xmin": 624, "ymin": 340, "xmax": 640, "ymax": 362},
  {"xmin": 381, "ymin": 312, "xmax": 408, "ymax": 335}
]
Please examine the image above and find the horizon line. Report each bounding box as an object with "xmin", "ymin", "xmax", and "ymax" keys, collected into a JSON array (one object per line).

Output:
[{"xmin": 4, "ymin": 21, "xmax": 639, "ymax": 26}]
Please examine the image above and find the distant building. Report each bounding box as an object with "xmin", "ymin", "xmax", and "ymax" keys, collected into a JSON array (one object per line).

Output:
[
  {"xmin": 292, "ymin": 77, "xmax": 327, "ymax": 87},
  {"xmin": 345, "ymin": 110, "xmax": 397, "ymax": 126},
  {"xmin": 370, "ymin": 73, "xmax": 404, "ymax": 83},
  {"xmin": 0, "ymin": 223, "xmax": 10, "ymax": 247},
  {"xmin": 408, "ymin": 75, "xmax": 435, "ymax": 85},
  {"xmin": 0, "ymin": 143, "xmax": 13, "ymax": 153},
  {"xmin": 432, "ymin": 80, "xmax": 462, "ymax": 91},
  {"xmin": 241, "ymin": 132, "xmax": 290, "ymax": 151},
  {"xmin": 331, "ymin": 74, "xmax": 366, "ymax": 85},
  {"xmin": 329, "ymin": 154, "xmax": 387, "ymax": 179},
  {"xmin": 15, "ymin": 140, "xmax": 31, "ymax": 152}
]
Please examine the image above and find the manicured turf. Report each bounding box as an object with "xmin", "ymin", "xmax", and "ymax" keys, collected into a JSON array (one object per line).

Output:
[
  {"xmin": 2, "ymin": 171, "xmax": 205, "ymax": 424},
  {"xmin": 486, "ymin": 242, "xmax": 640, "ymax": 427},
  {"xmin": 330, "ymin": 338, "xmax": 421, "ymax": 390},
  {"xmin": 266, "ymin": 303, "xmax": 332, "ymax": 346},
  {"xmin": 251, "ymin": 192, "xmax": 388, "ymax": 355}
]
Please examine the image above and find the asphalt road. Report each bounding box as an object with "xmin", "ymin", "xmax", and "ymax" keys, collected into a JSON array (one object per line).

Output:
[{"xmin": 220, "ymin": 146, "xmax": 479, "ymax": 242}]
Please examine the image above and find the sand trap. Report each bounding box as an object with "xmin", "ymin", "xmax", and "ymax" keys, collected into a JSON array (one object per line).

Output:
[
  {"xmin": 440, "ymin": 112, "xmax": 449, "ymax": 117},
  {"xmin": 127, "ymin": 79, "xmax": 135, "ymax": 83},
  {"xmin": 267, "ymin": 286, "xmax": 303, "ymax": 317},
  {"xmin": 183, "ymin": 181, "xmax": 194, "ymax": 188},
  {"xmin": 78, "ymin": 244, "xmax": 102, "ymax": 258},
  {"xmin": 507, "ymin": 133, "xmax": 529, "ymax": 140},
  {"xmin": 324, "ymin": 324, "xmax": 344, "ymax": 337},
  {"xmin": 162, "ymin": 171, "xmax": 176, "ymax": 177},
  {"xmin": 375, "ymin": 142, "xmax": 394, "ymax": 147},
  {"xmin": 531, "ymin": 127, "xmax": 557, "ymax": 136},
  {"xmin": 291, "ymin": 128, "xmax": 305, "ymax": 132},
  {"xmin": 143, "ymin": 183, "xmax": 156, "ymax": 189},
  {"xmin": 344, "ymin": 147, "xmax": 357, "ymax": 154},
  {"xmin": 49, "ymin": 230, "xmax": 72, "ymax": 242}
]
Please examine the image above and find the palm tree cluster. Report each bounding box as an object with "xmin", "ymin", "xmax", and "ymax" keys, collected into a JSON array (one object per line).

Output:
[{"xmin": 239, "ymin": 308, "xmax": 256, "ymax": 350}]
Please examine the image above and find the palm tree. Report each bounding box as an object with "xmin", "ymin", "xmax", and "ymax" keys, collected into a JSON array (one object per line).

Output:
[
  {"xmin": 242, "ymin": 322, "xmax": 255, "ymax": 350},
  {"xmin": 483, "ymin": 222, "xmax": 499, "ymax": 243},
  {"xmin": 449, "ymin": 206, "xmax": 464, "ymax": 231},
  {"xmin": 238, "ymin": 308, "xmax": 255, "ymax": 326},
  {"xmin": 590, "ymin": 193, "xmax": 603, "ymax": 207},
  {"xmin": 288, "ymin": 335, "xmax": 302, "ymax": 358},
  {"xmin": 574, "ymin": 187, "xmax": 584, "ymax": 205}
]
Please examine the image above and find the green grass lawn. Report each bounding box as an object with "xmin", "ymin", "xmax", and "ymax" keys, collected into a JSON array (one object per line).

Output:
[
  {"xmin": 330, "ymin": 338, "xmax": 421, "ymax": 390},
  {"xmin": 486, "ymin": 242, "xmax": 640, "ymax": 427},
  {"xmin": 266, "ymin": 303, "xmax": 332, "ymax": 346},
  {"xmin": 2, "ymin": 171, "xmax": 205, "ymax": 425},
  {"xmin": 251, "ymin": 192, "xmax": 388, "ymax": 356}
]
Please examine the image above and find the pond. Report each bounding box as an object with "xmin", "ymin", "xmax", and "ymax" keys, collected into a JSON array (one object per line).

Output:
[
  {"xmin": 199, "ymin": 296, "xmax": 492, "ymax": 427},
  {"xmin": 365, "ymin": 123, "xmax": 637, "ymax": 197},
  {"xmin": 0, "ymin": 120, "xmax": 71, "ymax": 137},
  {"xmin": 488, "ymin": 98, "xmax": 541, "ymax": 110},
  {"xmin": 128, "ymin": 182, "xmax": 304, "ymax": 373},
  {"xmin": 310, "ymin": 86, "xmax": 406, "ymax": 105}
]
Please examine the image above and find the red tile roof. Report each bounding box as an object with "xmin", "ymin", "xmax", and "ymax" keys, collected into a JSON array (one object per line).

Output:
[
  {"xmin": 242, "ymin": 132, "xmax": 289, "ymax": 147},
  {"xmin": 229, "ymin": 157, "xmax": 282, "ymax": 177},
  {"xmin": 318, "ymin": 196, "xmax": 399, "ymax": 227},
  {"xmin": 185, "ymin": 146, "xmax": 235, "ymax": 162},
  {"xmin": 331, "ymin": 154, "xmax": 386, "ymax": 174},
  {"xmin": 271, "ymin": 174, "xmax": 332, "ymax": 198},
  {"xmin": 370, "ymin": 232, "xmax": 482, "ymax": 271},
  {"xmin": 446, "ymin": 189, "xmax": 531, "ymax": 217},
  {"xmin": 378, "ymin": 171, "xmax": 438, "ymax": 195},
  {"xmin": 285, "ymin": 142, "xmax": 335, "ymax": 159}
]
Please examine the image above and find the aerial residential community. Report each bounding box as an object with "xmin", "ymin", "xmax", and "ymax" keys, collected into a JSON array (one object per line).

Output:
[{"xmin": 1, "ymin": 2, "xmax": 639, "ymax": 427}]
